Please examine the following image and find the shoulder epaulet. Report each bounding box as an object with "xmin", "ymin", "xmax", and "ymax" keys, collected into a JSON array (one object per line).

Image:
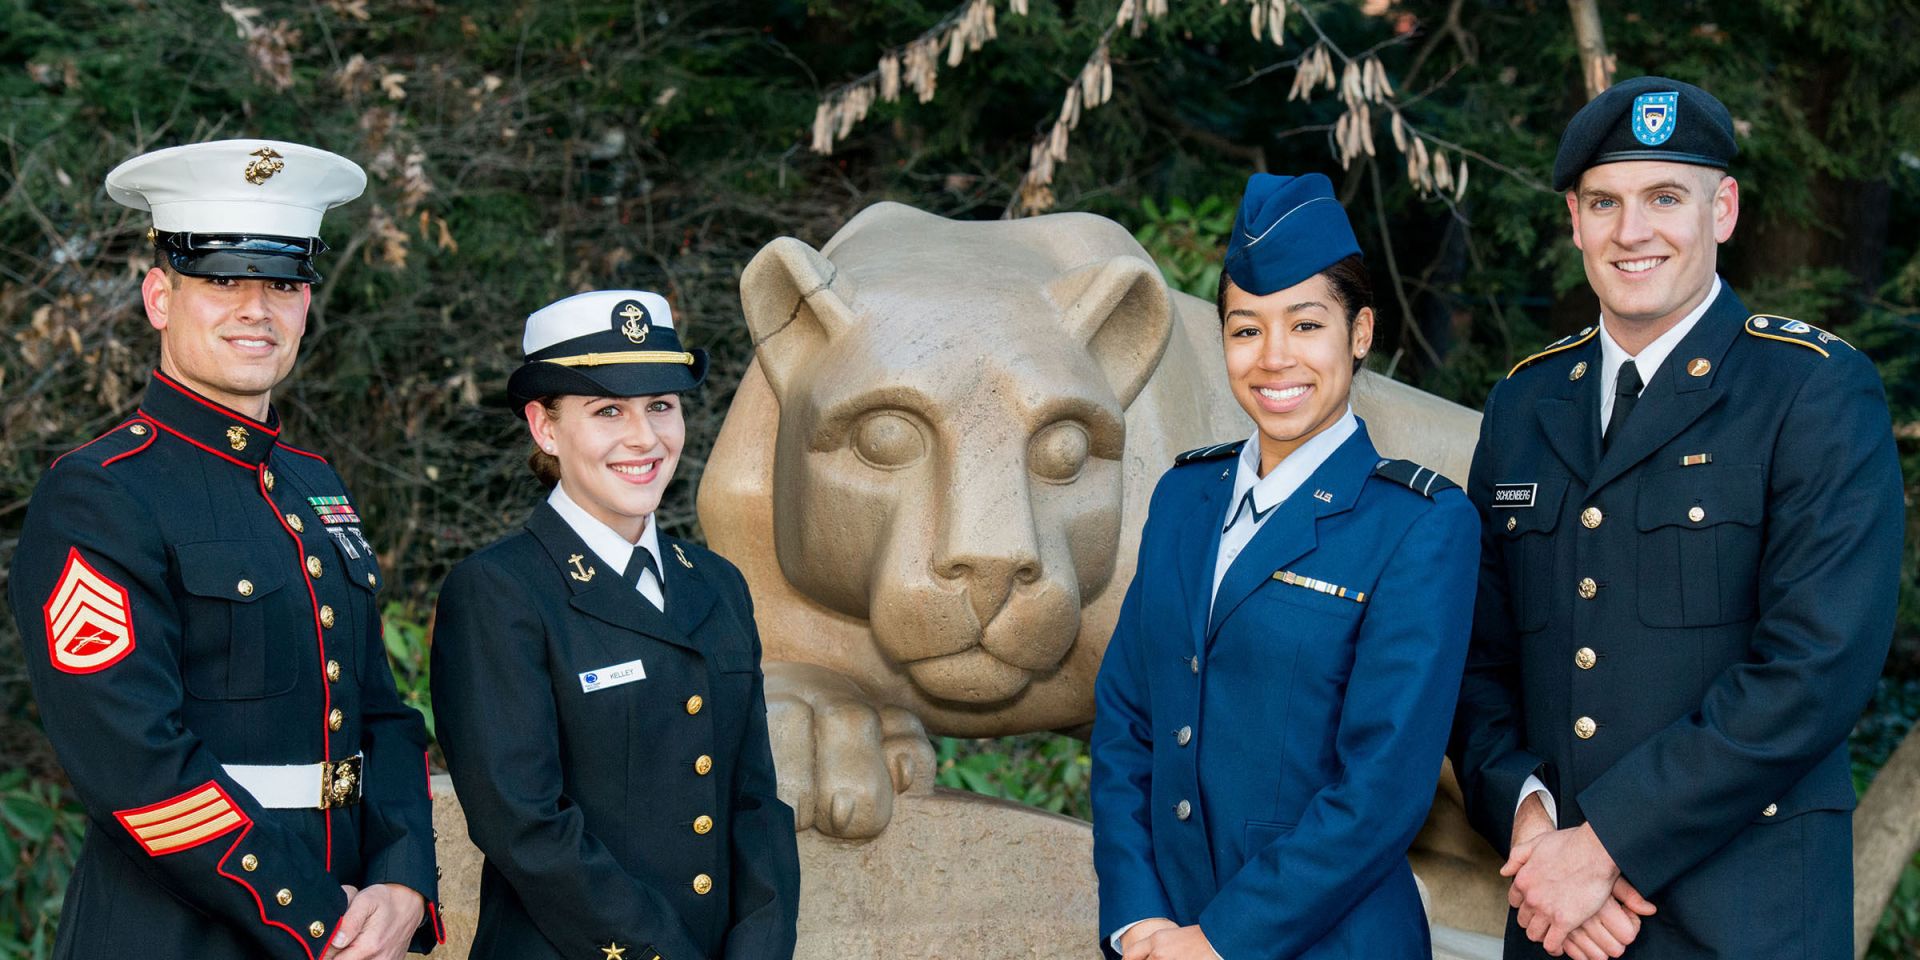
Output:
[
  {"xmin": 1745, "ymin": 314, "xmax": 1852, "ymax": 357},
  {"xmin": 1173, "ymin": 440, "xmax": 1245, "ymax": 467},
  {"xmin": 1371, "ymin": 458, "xmax": 1458, "ymax": 498},
  {"xmin": 1506, "ymin": 325, "xmax": 1600, "ymax": 379},
  {"xmin": 51, "ymin": 418, "xmax": 157, "ymax": 471}
]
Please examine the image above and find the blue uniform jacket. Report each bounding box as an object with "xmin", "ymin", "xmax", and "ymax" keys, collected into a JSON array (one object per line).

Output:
[
  {"xmin": 1092, "ymin": 420, "xmax": 1480, "ymax": 959},
  {"xmin": 1448, "ymin": 286, "xmax": 1902, "ymax": 958},
  {"xmin": 431, "ymin": 503, "xmax": 800, "ymax": 960}
]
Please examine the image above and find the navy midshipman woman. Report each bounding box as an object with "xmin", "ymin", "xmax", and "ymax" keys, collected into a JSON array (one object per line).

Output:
[
  {"xmin": 431, "ymin": 290, "xmax": 800, "ymax": 960},
  {"xmin": 1092, "ymin": 173, "xmax": 1480, "ymax": 960}
]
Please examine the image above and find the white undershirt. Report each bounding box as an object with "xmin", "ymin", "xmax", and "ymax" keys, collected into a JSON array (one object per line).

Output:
[{"xmin": 548, "ymin": 482, "xmax": 665, "ymax": 611}]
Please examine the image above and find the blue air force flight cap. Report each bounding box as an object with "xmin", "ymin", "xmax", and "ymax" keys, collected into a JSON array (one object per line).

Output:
[
  {"xmin": 1552, "ymin": 76, "xmax": 1738, "ymax": 191},
  {"xmin": 1223, "ymin": 173, "xmax": 1362, "ymax": 297}
]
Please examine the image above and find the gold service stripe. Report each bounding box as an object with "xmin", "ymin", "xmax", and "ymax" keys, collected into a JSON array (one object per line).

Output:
[
  {"xmin": 144, "ymin": 811, "xmax": 243, "ymax": 852},
  {"xmin": 121, "ymin": 786, "xmax": 223, "ymax": 827}
]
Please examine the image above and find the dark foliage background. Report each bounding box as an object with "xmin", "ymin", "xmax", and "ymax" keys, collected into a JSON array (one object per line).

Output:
[{"xmin": 3, "ymin": 1, "xmax": 1918, "ymax": 956}]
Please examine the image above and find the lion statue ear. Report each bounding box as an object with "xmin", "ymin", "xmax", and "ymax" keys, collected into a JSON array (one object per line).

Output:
[
  {"xmin": 741, "ymin": 236, "xmax": 859, "ymax": 398},
  {"xmin": 1049, "ymin": 255, "xmax": 1174, "ymax": 408}
]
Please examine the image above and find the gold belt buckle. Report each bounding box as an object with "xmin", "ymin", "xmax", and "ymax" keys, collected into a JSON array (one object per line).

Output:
[{"xmin": 318, "ymin": 755, "xmax": 363, "ymax": 809}]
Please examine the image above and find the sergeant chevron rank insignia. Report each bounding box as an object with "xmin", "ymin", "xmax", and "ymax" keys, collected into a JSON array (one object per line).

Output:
[{"xmin": 43, "ymin": 547, "xmax": 136, "ymax": 674}]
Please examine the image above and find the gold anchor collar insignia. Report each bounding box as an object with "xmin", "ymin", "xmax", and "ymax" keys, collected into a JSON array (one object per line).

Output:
[
  {"xmin": 227, "ymin": 425, "xmax": 250, "ymax": 451},
  {"xmin": 568, "ymin": 553, "xmax": 597, "ymax": 582},
  {"xmin": 244, "ymin": 147, "xmax": 285, "ymax": 185}
]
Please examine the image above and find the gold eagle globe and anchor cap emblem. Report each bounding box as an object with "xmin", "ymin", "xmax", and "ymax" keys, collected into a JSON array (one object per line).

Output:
[
  {"xmin": 243, "ymin": 147, "xmax": 286, "ymax": 185},
  {"xmin": 614, "ymin": 300, "xmax": 651, "ymax": 344},
  {"xmin": 226, "ymin": 425, "xmax": 250, "ymax": 451}
]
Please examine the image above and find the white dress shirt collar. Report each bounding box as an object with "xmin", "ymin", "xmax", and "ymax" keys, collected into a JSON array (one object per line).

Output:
[
  {"xmin": 547, "ymin": 482, "xmax": 664, "ymax": 589},
  {"xmin": 1597, "ymin": 275, "xmax": 1722, "ymax": 429}
]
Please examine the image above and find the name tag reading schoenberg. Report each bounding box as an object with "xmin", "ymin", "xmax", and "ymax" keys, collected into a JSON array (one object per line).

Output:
[
  {"xmin": 1492, "ymin": 483, "xmax": 1537, "ymax": 508},
  {"xmin": 579, "ymin": 659, "xmax": 647, "ymax": 693}
]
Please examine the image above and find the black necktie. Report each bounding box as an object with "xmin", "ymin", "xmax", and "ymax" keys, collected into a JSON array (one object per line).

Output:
[
  {"xmin": 626, "ymin": 546, "xmax": 662, "ymax": 607},
  {"xmin": 1223, "ymin": 489, "xmax": 1276, "ymax": 534},
  {"xmin": 1604, "ymin": 360, "xmax": 1643, "ymax": 453}
]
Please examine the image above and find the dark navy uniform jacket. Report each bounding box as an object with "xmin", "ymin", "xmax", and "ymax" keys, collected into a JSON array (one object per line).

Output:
[
  {"xmin": 1449, "ymin": 286, "xmax": 1902, "ymax": 958},
  {"xmin": 431, "ymin": 502, "xmax": 800, "ymax": 960},
  {"xmin": 7, "ymin": 371, "xmax": 442, "ymax": 960},
  {"xmin": 1092, "ymin": 421, "xmax": 1479, "ymax": 959}
]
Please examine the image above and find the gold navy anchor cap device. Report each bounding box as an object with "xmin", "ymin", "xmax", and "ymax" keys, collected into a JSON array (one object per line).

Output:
[
  {"xmin": 104, "ymin": 139, "xmax": 367, "ymax": 284},
  {"xmin": 507, "ymin": 289, "xmax": 710, "ymax": 413}
]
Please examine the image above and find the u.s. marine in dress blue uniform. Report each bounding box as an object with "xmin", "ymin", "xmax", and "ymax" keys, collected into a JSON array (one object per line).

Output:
[
  {"xmin": 7, "ymin": 141, "xmax": 441, "ymax": 960},
  {"xmin": 431, "ymin": 291, "xmax": 799, "ymax": 960},
  {"xmin": 1092, "ymin": 173, "xmax": 1480, "ymax": 959},
  {"xmin": 1449, "ymin": 77, "xmax": 1902, "ymax": 959}
]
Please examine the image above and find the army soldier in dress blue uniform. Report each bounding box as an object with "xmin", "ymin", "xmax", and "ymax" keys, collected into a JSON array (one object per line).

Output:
[
  {"xmin": 1091, "ymin": 173, "xmax": 1480, "ymax": 960},
  {"xmin": 7, "ymin": 141, "xmax": 442, "ymax": 960},
  {"xmin": 430, "ymin": 291, "xmax": 800, "ymax": 960},
  {"xmin": 1448, "ymin": 76, "xmax": 1903, "ymax": 960}
]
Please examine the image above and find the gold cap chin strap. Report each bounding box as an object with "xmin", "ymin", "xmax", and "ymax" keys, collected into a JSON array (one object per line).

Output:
[{"xmin": 539, "ymin": 350, "xmax": 694, "ymax": 367}]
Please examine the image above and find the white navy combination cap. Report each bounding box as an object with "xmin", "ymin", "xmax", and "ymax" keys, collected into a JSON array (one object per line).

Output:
[
  {"xmin": 507, "ymin": 290, "xmax": 709, "ymax": 413},
  {"xmin": 105, "ymin": 139, "xmax": 367, "ymax": 283}
]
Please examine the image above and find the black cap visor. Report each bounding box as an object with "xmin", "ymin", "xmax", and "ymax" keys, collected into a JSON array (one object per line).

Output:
[
  {"xmin": 508, "ymin": 348, "xmax": 710, "ymax": 414},
  {"xmin": 157, "ymin": 232, "xmax": 325, "ymax": 283}
]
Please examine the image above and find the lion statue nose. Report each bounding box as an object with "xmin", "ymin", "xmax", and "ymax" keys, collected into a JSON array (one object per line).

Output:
[{"xmin": 935, "ymin": 551, "xmax": 1041, "ymax": 627}]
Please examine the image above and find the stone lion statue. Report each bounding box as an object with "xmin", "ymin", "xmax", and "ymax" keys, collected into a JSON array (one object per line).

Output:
[{"xmin": 697, "ymin": 201, "xmax": 1506, "ymax": 932}]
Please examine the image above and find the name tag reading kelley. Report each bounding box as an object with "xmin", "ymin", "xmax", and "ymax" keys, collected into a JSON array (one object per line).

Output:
[
  {"xmin": 579, "ymin": 659, "xmax": 646, "ymax": 693},
  {"xmin": 1492, "ymin": 483, "xmax": 1537, "ymax": 508}
]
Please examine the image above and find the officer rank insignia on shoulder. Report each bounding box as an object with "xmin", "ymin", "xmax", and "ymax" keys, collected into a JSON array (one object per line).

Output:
[
  {"xmin": 1372, "ymin": 458, "xmax": 1459, "ymax": 497},
  {"xmin": 1507, "ymin": 325, "xmax": 1599, "ymax": 379},
  {"xmin": 1174, "ymin": 440, "xmax": 1244, "ymax": 466},
  {"xmin": 1745, "ymin": 314, "xmax": 1852, "ymax": 357}
]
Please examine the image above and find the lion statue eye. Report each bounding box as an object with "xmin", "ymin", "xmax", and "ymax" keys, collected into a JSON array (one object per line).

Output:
[
  {"xmin": 1029, "ymin": 421, "xmax": 1091, "ymax": 483},
  {"xmin": 852, "ymin": 411, "xmax": 926, "ymax": 469}
]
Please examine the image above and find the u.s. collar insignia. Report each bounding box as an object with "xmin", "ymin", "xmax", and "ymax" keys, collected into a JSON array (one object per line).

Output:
[
  {"xmin": 1631, "ymin": 92, "xmax": 1678, "ymax": 146},
  {"xmin": 567, "ymin": 554, "xmax": 597, "ymax": 582},
  {"xmin": 1312, "ymin": 489, "xmax": 1334, "ymax": 503},
  {"xmin": 244, "ymin": 147, "xmax": 285, "ymax": 185},
  {"xmin": 672, "ymin": 544, "xmax": 693, "ymax": 569},
  {"xmin": 613, "ymin": 300, "xmax": 650, "ymax": 344},
  {"xmin": 226, "ymin": 425, "xmax": 249, "ymax": 451},
  {"xmin": 1688, "ymin": 357, "xmax": 1711, "ymax": 377}
]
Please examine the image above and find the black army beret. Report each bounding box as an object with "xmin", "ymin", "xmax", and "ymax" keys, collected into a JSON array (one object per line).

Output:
[{"xmin": 1552, "ymin": 75, "xmax": 1737, "ymax": 191}]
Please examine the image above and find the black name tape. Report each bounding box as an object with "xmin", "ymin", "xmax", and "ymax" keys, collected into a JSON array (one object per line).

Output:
[{"xmin": 1491, "ymin": 483, "xmax": 1537, "ymax": 508}]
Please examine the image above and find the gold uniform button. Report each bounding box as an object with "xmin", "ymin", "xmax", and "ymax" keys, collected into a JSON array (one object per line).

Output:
[
  {"xmin": 366, "ymin": 572, "xmax": 377, "ymax": 588},
  {"xmin": 130, "ymin": 423, "xmax": 149, "ymax": 436},
  {"xmin": 694, "ymin": 754, "xmax": 713, "ymax": 775},
  {"xmin": 306, "ymin": 555, "xmax": 323, "ymax": 578},
  {"xmin": 692, "ymin": 873, "xmax": 713, "ymax": 895},
  {"xmin": 237, "ymin": 579, "xmax": 254, "ymax": 597},
  {"xmin": 686, "ymin": 695, "xmax": 704, "ymax": 716},
  {"xmin": 1580, "ymin": 507, "xmax": 1603, "ymax": 529},
  {"xmin": 1574, "ymin": 716, "xmax": 1597, "ymax": 740},
  {"xmin": 1688, "ymin": 505, "xmax": 1706, "ymax": 523},
  {"xmin": 309, "ymin": 921, "xmax": 326, "ymax": 938},
  {"xmin": 319, "ymin": 605, "xmax": 335, "ymax": 629},
  {"xmin": 287, "ymin": 513, "xmax": 305, "ymax": 532},
  {"xmin": 328, "ymin": 709, "xmax": 345, "ymax": 731},
  {"xmin": 1506, "ymin": 516, "xmax": 1518, "ymax": 532},
  {"xmin": 1762, "ymin": 803, "xmax": 1779, "ymax": 817},
  {"xmin": 263, "ymin": 469, "xmax": 275, "ymax": 491},
  {"xmin": 1577, "ymin": 577, "xmax": 1598, "ymax": 600},
  {"xmin": 241, "ymin": 854, "xmax": 259, "ymax": 872},
  {"xmin": 1575, "ymin": 647, "xmax": 1597, "ymax": 670},
  {"xmin": 693, "ymin": 815, "xmax": 714, "ymax": 835},
  {"xmin": 276, "ymin": 888, "xmax": 293, "ymax": 906},
  {"xmin": 326, "ymin": 660, "xmax": 342, "ymax": 683}
]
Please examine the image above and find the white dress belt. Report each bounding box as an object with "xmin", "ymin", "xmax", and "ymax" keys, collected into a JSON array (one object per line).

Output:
[{"xmin": 223, "ymin": 753, "xmax": 364, "ymax": 809}]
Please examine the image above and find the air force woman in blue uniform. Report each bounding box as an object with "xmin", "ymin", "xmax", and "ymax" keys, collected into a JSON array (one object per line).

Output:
[
  {"xmin": 430, "ymin": 292, "xmax": 800, "ymax": 960},
  {"xmin": 1092, "ymin": 174, "xmax": 1480, "ymax": 960}
]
